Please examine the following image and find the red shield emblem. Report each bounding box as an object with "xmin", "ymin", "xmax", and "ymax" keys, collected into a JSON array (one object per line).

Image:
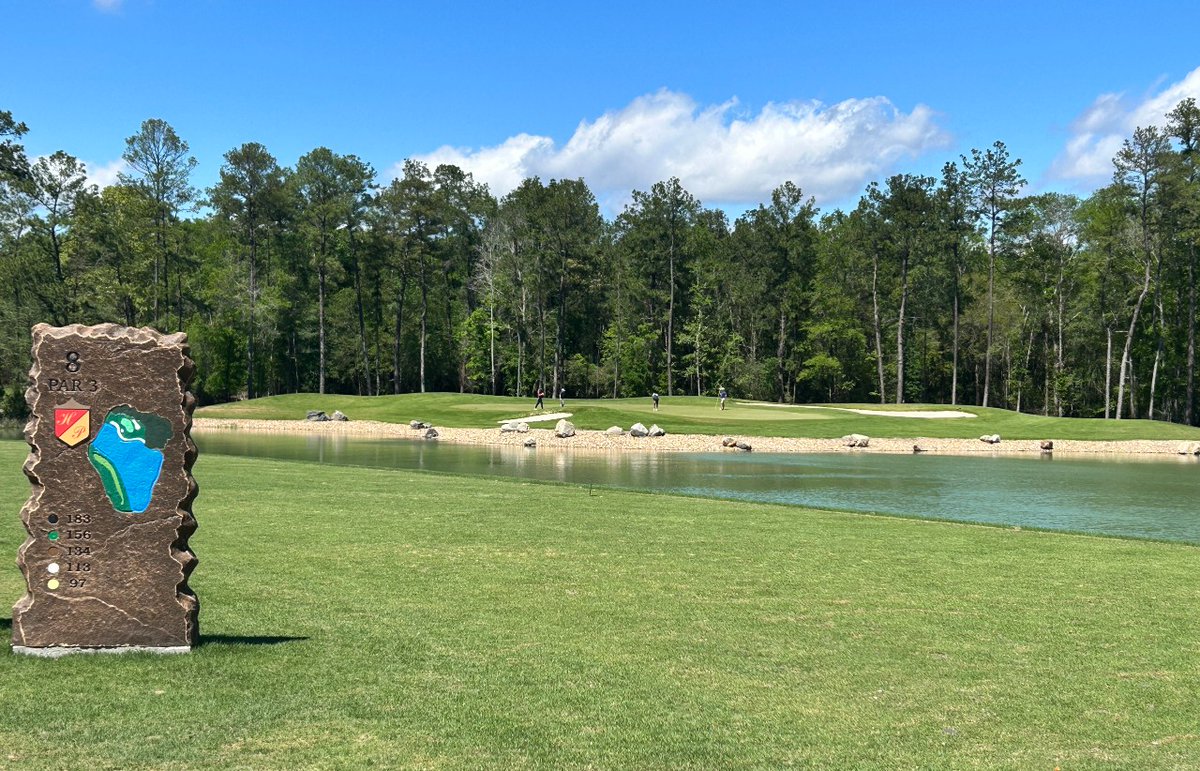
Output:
[{"xmin": 54, "ymin": 407, "xmax": 90, "ymax": 447}]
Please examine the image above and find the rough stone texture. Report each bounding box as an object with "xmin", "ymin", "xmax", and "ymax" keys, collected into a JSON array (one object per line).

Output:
[
  {"xmin": 523, "ymin": 438, "xmax": 536, "ymax": 448},
  {"xmin": 422, "ymin": 427, "xmax": 439, "ymax": 440},
  {"xmin": 331, "ymin": 410, "xmax": 349, "ymax": 422},
  {"xmin": 648, "ymin": 424, "xmax": 666, "ymax": 437},
  {"xmin": 605, "ymin": 426, "xmax": 624, "ymax": 435},
  {"xmin": 554, "ymin": 419, "xmax": 576, "ymax": 438},
  {"xmin": 410, "ymin": 420, "xmax": 431, "ymax": 429},
  {"xmin": 843, "ymin": 433, "xmax": 870, "ymax": 448},
  {"xmin": 14, "ymin": 323, "xmax": 198, "ymax": 652},
  {"xmin": 735, "ymin": 441, "xmax": 753, "ymax": 452},
  {"xmin": 306, "ymin": 410, "xmax": 329, "ymax": 422},
  {"xmin": 1040, "ymin": 440, "xmax": 1054, "ymax": 451},
  {"xmin": 980, "ymin": 434, "xmax": 1001, "ymax": 444},
  {"xmin": 629, "ymin": 422, "xmax": 649, "ymax": 438},
  {"xmin": 721, "ymin": 437, "xmax": 736, "ymax": 447},
  {"xmin": 1178, "ymin": 441, "xmax": 1200, "ymax": 455}
]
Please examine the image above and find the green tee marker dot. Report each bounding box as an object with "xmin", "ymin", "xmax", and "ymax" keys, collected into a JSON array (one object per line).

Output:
[{"xmin": 47, "ymin": 531, "xmax": 59, "ymax": 541}]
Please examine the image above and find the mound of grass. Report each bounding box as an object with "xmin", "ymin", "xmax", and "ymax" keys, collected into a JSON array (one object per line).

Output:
[
  {"xmin": 198, "ymin": 392, "xmax": 1200, "ymax": 441},
  {"xmin": 2, "ymin": 440, "xmax": 1200, "ymax": 767}
]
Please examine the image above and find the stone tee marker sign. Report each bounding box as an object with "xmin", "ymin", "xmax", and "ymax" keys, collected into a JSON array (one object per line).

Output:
[{"xmin": 13, "ymin": 323, "xmax": 199, "ymax": 655}]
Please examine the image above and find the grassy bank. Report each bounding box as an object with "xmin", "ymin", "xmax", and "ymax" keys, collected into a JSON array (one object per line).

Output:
[
  {"xmin": 3, "ymin": 440, "xmax": 1200, "ymax": 767},
  {"xmin": 197, "ymin": 392, "xmax": 1200, "ymax": 441}
]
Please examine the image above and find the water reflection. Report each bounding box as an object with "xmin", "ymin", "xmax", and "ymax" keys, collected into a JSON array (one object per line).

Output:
[{"xmin": 188, "ymin": 431, "xmax": 1200, "ymax": 545}]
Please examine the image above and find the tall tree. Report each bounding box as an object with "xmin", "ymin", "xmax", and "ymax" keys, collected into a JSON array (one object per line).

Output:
[
  {"xmin": 963, "ymin": 141, "xmax": 1025, "ymax": 406},
  {"xmin": 119, "ymin": 119, "xmax": 196, "ymax": 328},
  {"xmin": 1112, "ymin": 126, "xmax": 1170, "ymax": 419},
  {"xmin": 209, "ymin": 143, "xmax": 286, "ymax": 400}
]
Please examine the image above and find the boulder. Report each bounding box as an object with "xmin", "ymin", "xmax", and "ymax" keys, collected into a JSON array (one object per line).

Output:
[
  {"xmin": 554, "ymin": 419, "xmax": 576, "ymax": 438},
  {"xmin": 842, "ymin": 433, "xmax": 870, "ymax": 448},
  {"xmin": 721, "ymin": 437, "xmax": 737, "ymax": 447},
  {"xmin": 1040, "ymin": 440, "xmax": 1054, "ymax": 452},
  {"xmin": 913, "ymin": 445, "xmax": 927, "ymax": 453},
  {"xmin": 648, "ymin": 424, "xmax": 666, "ymax": 437},
  {"xmin": 331, "ymin": 410, "xmax": 349, "ymax": 421},
  {"xmin": 409, "ymin": 419, "xmax": 423, "ymax": 429},
  {"xmin": 629, "ymin": 422, "xmax": 649, "ymax": 438},
  {"xmin": 979, "ymin": 434, "xmax": 1001, "ymax": 444},
  {"xmin": 523, "ymin": 438, "xmax": 537, "ymax": 448},
  {"xmin": 306, "ymin": 410, "xmax": 330, "ymax": 422},
  {"xmin": 735, "ymin": 441, "xmax": 753, "ymax": 452},
  {"xmin": 410, "ymin": 419, "xmax": 431, "ymax": 430},
  {"xmin": 1178, "ymin": 441, "xmax": 1200, "ymax": 455},
  {"xmin": 605, "ymin": 426, "xmax": 624, "ymax": 435},
  {"xmin": 500, "ymin": 422, "xmax": 530, "ymax": 434},
  {"xmin": 422, "ymin": 427, "xmax": 438, "ymax": 440}
]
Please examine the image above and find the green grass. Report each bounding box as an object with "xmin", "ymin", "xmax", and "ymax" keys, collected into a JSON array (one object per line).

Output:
[
  {"xmin": 198, "ymin": 391, "xmax": 1200, "ymax": 441},
  {"xmin": 3, "ymin": 440, "xmax": 1200, "ymax": 768}
]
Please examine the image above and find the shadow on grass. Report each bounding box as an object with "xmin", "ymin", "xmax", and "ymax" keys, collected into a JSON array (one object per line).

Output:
[
  {"xmin": 0, "ymin": 617, "xmax": 10, "ymax": 633},
  {"xmin": 199, "ymin": 634, "xmax": 309, "ymax": 648}
]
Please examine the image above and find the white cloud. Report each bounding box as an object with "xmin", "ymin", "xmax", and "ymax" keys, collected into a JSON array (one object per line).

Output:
[
  {"xmin": 93, "ymin": 0, "xmax": 123, "ymax": 12},
  {"xmin": 84, "ymin": 158, "xmax": 129, "ymax": 189},
  {"xmin": 401, "ymin": 89, "xmax": 949, "ymax": 209},
  {"xmin": 1051, "ymin": 67, "xmax": 1200, "ymax": 183}
]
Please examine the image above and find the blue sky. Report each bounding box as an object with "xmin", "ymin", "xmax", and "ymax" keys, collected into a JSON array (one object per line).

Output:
[{"xmin": 4, "ymin": 0, "xmax": 1200, "ymax": 215}]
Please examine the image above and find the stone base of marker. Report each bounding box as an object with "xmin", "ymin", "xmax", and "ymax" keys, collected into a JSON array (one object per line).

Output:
[
  {"xmin": 12, "ymin": 323, "xmax": 199, "ymax": 653},
  {"xmin": 13, "ymin": 644, "xmax": 192, "ymax": 658}
]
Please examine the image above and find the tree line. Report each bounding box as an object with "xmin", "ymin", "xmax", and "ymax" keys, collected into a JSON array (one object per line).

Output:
[{"xmin": 1, "ymin": 100, "xmax": 1198, "ymax": 425}]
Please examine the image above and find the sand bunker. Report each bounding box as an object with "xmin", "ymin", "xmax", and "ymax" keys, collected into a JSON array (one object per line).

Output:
[
  {"xmin": 498, "ymin": 412, "xmax": 572, "ymax": 424},
  {"xmin": 773, "ymin": 404, "xmax": 976, "ymax": 419}
]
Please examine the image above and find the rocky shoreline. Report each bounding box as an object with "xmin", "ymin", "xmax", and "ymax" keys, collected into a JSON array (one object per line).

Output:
[{"xmin": 192, "ymin": 417, "xmax": 1195, "ymax": 457}]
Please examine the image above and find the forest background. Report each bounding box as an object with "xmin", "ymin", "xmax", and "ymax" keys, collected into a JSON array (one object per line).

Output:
[{"xmin": 1, "ymin": 98, "xmax": 1199, "ymax": 425}]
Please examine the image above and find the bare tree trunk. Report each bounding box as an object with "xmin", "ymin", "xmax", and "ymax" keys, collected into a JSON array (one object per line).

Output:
[
  {"xmin": 951, "ymin": 286, "xmax": 959, "ymax": 405},
  {"xmin": 872, "ymin": 249, "xmax": 886, "ymax": 403},
  {"xmin": 983, "ymin": 226, "xmax": 995, "ymax": 407},
  {"xmin": 895, "ymin": 251, "xmax": 909, "ymax": 404},
  {"xmin": 1116, "ymin": 260, "xmax": 1151, "ymax": 419},
  {"xmin": 777, "ymin": 309, "xmax": 787, "ymax": 402},
  {"xmin": 1149, "ymin": 288, "xmax": 1165, "ymax": 419},
  {"xmin": 666, "ymin": 229, "xmax": 676, "ymax": 397},
  {"xmin": 1188, "ymin": 246, "xmax": 1197, "ymax": 424},
  {"xmin": 392, "ymin": 269, "xmax": 408, "ymax": 394},
  {"xmin": 1104, "ymin": 327, "xmax": 1113, "ymax": 419},
  {"xmin": 318, "ymin": 263, "xmax": 326, "ymax": 394}
]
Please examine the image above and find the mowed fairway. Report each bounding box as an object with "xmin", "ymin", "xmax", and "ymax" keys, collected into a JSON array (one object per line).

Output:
[
  {"xmin": 197, "ymin": 392, "xmax": 1200, "ymax": 441},
  {"xmin": 3, "ymin": 440, "xmax": 1200, "ymax": 768}
]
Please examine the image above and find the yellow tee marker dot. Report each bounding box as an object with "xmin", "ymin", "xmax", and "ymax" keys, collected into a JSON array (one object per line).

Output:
[{"xmin": 47, "ymin": 579, "xmax": 60, "ymax": 590}]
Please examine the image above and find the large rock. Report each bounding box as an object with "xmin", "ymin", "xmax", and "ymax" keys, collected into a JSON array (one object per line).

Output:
[
  {"xmin": 1178, "ymin": 441, "xmax": 1200, "ymax": 455},
  {"xmin": 554, "ymin": 419, "xmax": 576, "ymax": 438},
  {"xmin": 410, "ymin": 419, "xmax": 431, "ymax": 430},
  {"xmin": 979, "ymin": 434, "xmax": 1001, "ymax": 444},
  {"xmin": 605, "ymin": 426, "xmax": 624, "ymax": 435},
  {"xmin": 629, "ymin": 422, "xmax": 649, "ymax": 438},
  {"xmin": 14, "ymin": 323, "xmax": 199, "ymax": 652},
  {"xmin": 843, "ymin": 433, "xmax": 870, "ymax": 448},
  {"xmin": 735, "ymin": 441, "xmax": 753, "ymax": 452},
  {"xmin": 422, "ymin": 427, "xmax": 438, "ymax": 440},
  {"xmin": 648, "ymin": 424, "xmax": 666, "ymax": 437},
  {"xmin": 307, "ymin": 410, "xmax": 330, "ymax": 422},
  {"xmin": 500, "ymin": 422, "xmax": 530, "ymax": 434},
  {"xmin": 523, "ymin": 438, "xmax": 537, "ymax": 448},
  {"xmin": 721, "ymin": 436, "xmax": 737, "ymax": 447},
  {"xmin": 1040, "ymin": 440, "xmax": 1054, "ymax": 452},
  {"xmin": 331, "ymin": 410, "xmax": 349, "ymax": 422}
]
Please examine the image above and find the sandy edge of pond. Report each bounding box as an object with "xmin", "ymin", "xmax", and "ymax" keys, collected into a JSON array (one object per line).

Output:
[{"xmin": 192, "ymin": 417, "xmax": 1199, "ymax": 458}]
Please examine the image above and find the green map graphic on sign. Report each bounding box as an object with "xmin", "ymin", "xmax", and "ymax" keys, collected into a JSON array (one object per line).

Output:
[{"xmin": 87, "ymin": 406, "xmax": 173, "ymax": 513}]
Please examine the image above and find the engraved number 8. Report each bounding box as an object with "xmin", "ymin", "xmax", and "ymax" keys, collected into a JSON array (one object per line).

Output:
[{"xmin": 65, "ymin": 352, "xmax": 80, "ymax": 372}]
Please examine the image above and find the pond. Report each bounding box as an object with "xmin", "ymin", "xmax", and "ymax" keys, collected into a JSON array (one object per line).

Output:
[
  {"xmin": 186, "ymin": 431, "xmax": 1200, "ymax": 545},
  {"xmin": 5, "ymin": 426, "xmax": 1196, "ymax": 543}
]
